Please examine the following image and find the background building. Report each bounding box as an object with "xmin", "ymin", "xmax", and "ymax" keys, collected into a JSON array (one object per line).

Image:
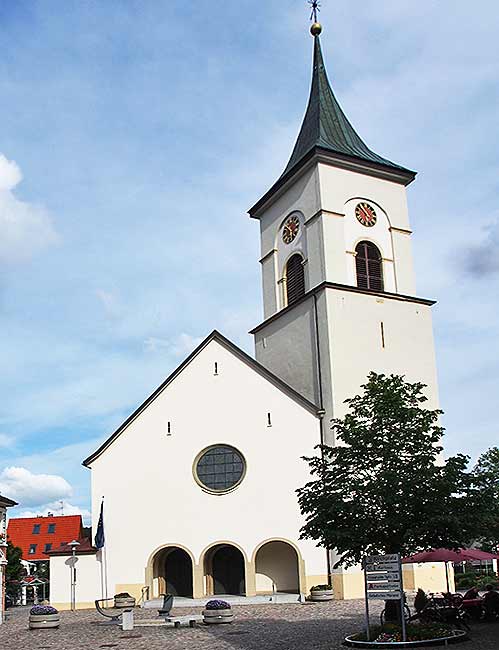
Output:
[
  {"xmin": 0, "ymin": 494, "xmax": 18, "ymax": 624},
  {"xmin": 7, "ymin": 514, "xmax": 84, "ymax": 564}
]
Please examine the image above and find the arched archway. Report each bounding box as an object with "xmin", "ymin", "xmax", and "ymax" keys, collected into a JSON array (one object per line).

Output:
[
  {"xmin": 149, "ymin": 545, "xmax": 194, "ymax": 598},
  {"xmin": 164, "ymin": 548, "xmax": 193, "ymax": 597},
  {"xmin": 203, "ymin": 543, "xmax": 246, "ymax": 596},
  {"xmin": 254, "ymin": 540, "xmax": 300, "ymax": 594}
]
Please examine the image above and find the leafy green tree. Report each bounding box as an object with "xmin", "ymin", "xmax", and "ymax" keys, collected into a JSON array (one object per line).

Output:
[
  {"xmin": 297, "ymin": 373, "xmax": 493, "ymax": 567},
  {"xmin": 34, "ymin": 560, "xmax": 49, "ymax": 581},
  {"xmin": 473, "ymin": 446, "xmax": 499, "ymax": 553},
  {"xmin": 5, "ymin": 539, "xmax": 25, "ymax": 600}
]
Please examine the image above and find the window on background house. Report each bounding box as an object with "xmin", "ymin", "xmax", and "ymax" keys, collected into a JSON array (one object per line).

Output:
[
  {"xmin": 355, "ymin": 241, "xmax": 384, "ymax": 291},
  {"xmin": 44, "ymin": 543, "xmax": 52, "ymax": 553},
  {"xmin": 47, "ymin": 523, "xmax": 56, "ymax": 534},
  {"xmin": 285, "ymin": 254, "xmax": 305, "ymax": 306},
  {"xmin": 29, "ymin": 544, "xmax": 37, "ymax": 554},
  {"xmin": 32, "ymin": 524, "xmax": 40, "ymax": 534}
]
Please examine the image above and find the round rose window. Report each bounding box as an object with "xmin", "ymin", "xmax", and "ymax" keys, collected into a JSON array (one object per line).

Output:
[{"xmin": 194, "ymin": 445, "xmax": 245, "ymax": 493}]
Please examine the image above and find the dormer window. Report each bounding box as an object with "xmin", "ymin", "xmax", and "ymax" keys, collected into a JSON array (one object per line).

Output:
[
  {"xmin": 355, "ymin": 241, "xmax": 384, "ymax": 291},
  {"xmin": 285, "ymin": 254, "xmax": 305, "ymax": 306}
]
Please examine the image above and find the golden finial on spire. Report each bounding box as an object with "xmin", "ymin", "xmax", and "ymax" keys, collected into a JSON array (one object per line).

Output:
[{"xmin": 308, "ymin": 1, "xmax": 323, "ymax": 36}]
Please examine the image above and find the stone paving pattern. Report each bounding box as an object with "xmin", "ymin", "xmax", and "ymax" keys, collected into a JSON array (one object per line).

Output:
[{"xmin": 2, "ymin": 601, "xmax": 498, "ymax": 650}]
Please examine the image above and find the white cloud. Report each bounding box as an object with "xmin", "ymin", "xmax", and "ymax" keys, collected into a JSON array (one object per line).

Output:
[
  {"xmin": 0, "ymin": 467, "xmax": 72, "ymax": 507},
  {"xmin": 0, "ymin": 154, "xmax": 22, "ymax": 191},
  {"xmin": 16, "ymin": 501, "xmax": 91, "ymax": 524},
  {"xmin": 0, "ymin": 153, "xmax": 58, "ymax": 265}
]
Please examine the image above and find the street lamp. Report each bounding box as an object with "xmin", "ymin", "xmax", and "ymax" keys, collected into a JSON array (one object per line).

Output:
[{"xmin": 68, "ymin": 540, "xmax": 80, "ymax": 611}]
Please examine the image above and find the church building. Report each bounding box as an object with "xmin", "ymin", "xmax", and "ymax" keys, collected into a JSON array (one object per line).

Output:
[{"xmin": 49, "ymin": 21, "xmax": 447, "ymax": 608}]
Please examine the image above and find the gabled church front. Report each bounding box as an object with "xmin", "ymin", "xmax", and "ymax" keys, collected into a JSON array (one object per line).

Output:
[{"xmin": 49, "ymin": 21, "xmax": 446, "ymax": 608}]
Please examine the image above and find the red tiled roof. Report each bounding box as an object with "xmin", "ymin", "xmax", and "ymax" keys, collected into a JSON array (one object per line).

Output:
[
  {"xmin": 47, "ymin": 537, "xmax": 96, "ymax": 556},
  {"xmin": 7, "ymin": 515, "xmax": 83, "ymax": 561}
]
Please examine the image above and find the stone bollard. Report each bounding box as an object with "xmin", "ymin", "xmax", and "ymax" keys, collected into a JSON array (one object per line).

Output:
[{"xmin": 122, "ymin": 609, "xmax": 134, "ymax": 631}]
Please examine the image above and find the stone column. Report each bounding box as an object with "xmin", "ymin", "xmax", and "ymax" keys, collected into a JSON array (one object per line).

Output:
[
  {"xmin": 192, "ymin": 563, "xmax": 204, "ymax": 599},
  {"xmin": 245, "ymin": 560, "xmax": 256, "ymax": 597}
]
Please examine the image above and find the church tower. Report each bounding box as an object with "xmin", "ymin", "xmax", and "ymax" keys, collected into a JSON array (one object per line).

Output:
[{"xmin": 249, "ymin": 22, "xmax": 440, "ymax": 445}]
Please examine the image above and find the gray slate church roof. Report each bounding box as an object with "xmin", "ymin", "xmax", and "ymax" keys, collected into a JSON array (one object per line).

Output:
[
  {"xmin": 249, "ymin": 32, "xmax": 415, "ymax": 217},
  {"xmin": 282, "ymin": 36, "xmax": 412, "ymax": 177}
]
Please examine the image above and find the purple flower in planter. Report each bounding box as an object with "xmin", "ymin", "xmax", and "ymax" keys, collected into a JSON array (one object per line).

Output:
[
  {"xmin": 205, "ymin": 599, "xmax": 231, "ymax": 610},
  {"xmin": 30, "ymin": 605, "xmax": 59, "ymax": 615}
]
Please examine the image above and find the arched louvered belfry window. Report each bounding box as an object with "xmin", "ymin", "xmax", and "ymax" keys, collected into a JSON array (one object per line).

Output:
[
  {"xmin": 286, "ymin": 254, "xmax": 305, "ymax": 305},
  {"xmin": 355, "ymin": 241, "xmax": 384, "ymax": 291}
]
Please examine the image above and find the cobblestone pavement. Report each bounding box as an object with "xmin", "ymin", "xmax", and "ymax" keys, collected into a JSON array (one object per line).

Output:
[{"xmin": 2, "ymin": 602, "xmax": 498, "ymax": 650}]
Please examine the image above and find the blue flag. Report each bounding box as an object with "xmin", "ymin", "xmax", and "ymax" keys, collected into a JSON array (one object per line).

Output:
[{"xmin": 94, "ymin": 500, "xmax": 105, "ymax": 549}]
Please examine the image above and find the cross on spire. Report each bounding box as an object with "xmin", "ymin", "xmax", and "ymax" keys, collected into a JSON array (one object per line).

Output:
[{"xmin": 308, "ymin": 0, "xmax": 320, "ymax": 23}]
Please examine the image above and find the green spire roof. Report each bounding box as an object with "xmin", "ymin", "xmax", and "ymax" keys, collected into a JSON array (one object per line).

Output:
[{"xmin": 282, "ymin": 36, "xmax": 412, "ymax": 177}]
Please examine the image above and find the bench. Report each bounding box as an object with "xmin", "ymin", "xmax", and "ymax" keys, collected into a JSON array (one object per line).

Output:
[
  {"xmin": 133, "ymin": 615, "xmax": 202, "ymax": 629},
  {"xmin": 95, "ymin": 598, "xmax": 131, "ymax": 625}
]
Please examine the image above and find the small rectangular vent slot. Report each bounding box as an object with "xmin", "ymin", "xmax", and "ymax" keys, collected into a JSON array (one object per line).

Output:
[{"xmin": 267, "ymin": 412, "xmax": 272, "ymax": 427}]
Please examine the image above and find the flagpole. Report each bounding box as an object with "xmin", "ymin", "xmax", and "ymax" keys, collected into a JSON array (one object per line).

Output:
[
  {"xmin": 104, "ymin": 544, "xmax": 109, "ymax": 601},
  {"xmin": 94, "ymin": 497, "xmax": 107, "ymax": 602},
  {"xmin": 99, "ymin": 549, "xmax": 105, "ymax": 602}
]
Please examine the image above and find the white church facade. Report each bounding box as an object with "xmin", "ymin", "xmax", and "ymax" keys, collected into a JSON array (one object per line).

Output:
[{"xmin": 49, "ymin": 23, "xmax": 450, "ymax": 608}]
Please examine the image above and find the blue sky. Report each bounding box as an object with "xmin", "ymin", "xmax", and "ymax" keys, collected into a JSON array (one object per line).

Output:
[{"xmin": 1, "ymin": 1, "xmax": 498, "ymax": 523}]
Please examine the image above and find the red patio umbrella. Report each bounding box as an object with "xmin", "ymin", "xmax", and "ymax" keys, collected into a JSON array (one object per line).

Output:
[
  {"xmin": 461, "ymin": 548, "xmax": 499, "ymax": 561},
  {"xmin": 402, "ymin": 548, "xmax": 499, "ymax": 592}
]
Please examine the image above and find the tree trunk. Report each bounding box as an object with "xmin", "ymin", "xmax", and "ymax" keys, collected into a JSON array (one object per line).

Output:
[
  {"xmin": 384, "ymin": 599, "xmax": 401, "ymax": 623},
  {"xmin": 384, "ymin": 546, "xmax": 402, "ymax": 624}
]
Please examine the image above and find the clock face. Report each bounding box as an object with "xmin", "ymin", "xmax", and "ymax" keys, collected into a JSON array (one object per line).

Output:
[
  {"xmin": 282, "ymin": 216, "xmax": 300, "ymax": 244},
  {"xmin": 355, "ymin": 202, "xmax": 377, "ymax": 227}
]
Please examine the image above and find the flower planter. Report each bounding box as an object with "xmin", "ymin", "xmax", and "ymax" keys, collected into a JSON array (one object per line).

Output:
[
  {"xmin": 310, "ymin": 588, "xmax": 334, "ymax": 601},
  {"xmin": 29, "ymin": 613, "xmax": 60, "ymax": 629},
  {"xmin": 114, "ymin": 596, "xmax": 136, "ymax": 608},
  {"xmin": 202, "ymin": 608, "xmax": 234, "ymax": 624}
]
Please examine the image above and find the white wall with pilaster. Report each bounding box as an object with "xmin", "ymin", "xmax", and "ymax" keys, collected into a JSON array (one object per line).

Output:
[
  {"xmin": 318, "ymin": 163, "xmax": 416, "ymax": 296},
  {"xmin": 86, "ymin": 338, "xmax": 325, "ymax": 597},
  {"xmin": 258, "ymin": 167, "xmax": 321, "ymax": 318},
  {"xmin": 324, "ymin": 288, "xmax": 440, "ymax": 427}
]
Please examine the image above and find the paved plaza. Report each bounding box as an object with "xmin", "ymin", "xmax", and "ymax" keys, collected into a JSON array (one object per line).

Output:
[{"xmin": 2, "ymin": 601, "xmax": 499, "ymax": 650}]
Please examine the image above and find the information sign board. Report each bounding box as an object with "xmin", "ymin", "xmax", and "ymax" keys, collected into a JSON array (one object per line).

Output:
[
  {"xmin": 365, "ymin": 561, "xmax": 399, "ymax": 572},
  {"xmin": 363, "ymin": 553, "xmax": 406, "ymax": 642},
  {"xmin": 367, "ymin": 591, "xmax": 402, "ymax": 601},
  {"xmin": 367, "ymin": 581, "xmax": 402, "ymax": 590},
  {"xmin": 366, "ymin": 554, "xmax": 399, "ymax": 563},
  {"xmin": 365, "ymin": 571, "xmax": 400, "ymax": 582}
]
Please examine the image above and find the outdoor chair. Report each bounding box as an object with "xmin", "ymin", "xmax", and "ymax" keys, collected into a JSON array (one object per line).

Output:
[
  {"xmin": 415, "ymin": 594, "xmax": 470, "ymax": 630},
  {"xmin": 158, "ymin": 593, "xmax": 174, "ymax": 619}
]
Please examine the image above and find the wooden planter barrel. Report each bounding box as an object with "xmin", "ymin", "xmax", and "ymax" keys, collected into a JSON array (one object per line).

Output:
[
  {"xmin": 202, "ymin": 608, "xmax": 234, "ymax": 624},
  {"xmin": 29, "ymin": 613, "xmax": 60, "ymax": 629},
  {"xmin": 114, "ymin": 597, "xmax": 136, "ymax": 609},
  {"xmin": 310, "ymin": 588, "xmax": 334, "ymax": 601}
]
